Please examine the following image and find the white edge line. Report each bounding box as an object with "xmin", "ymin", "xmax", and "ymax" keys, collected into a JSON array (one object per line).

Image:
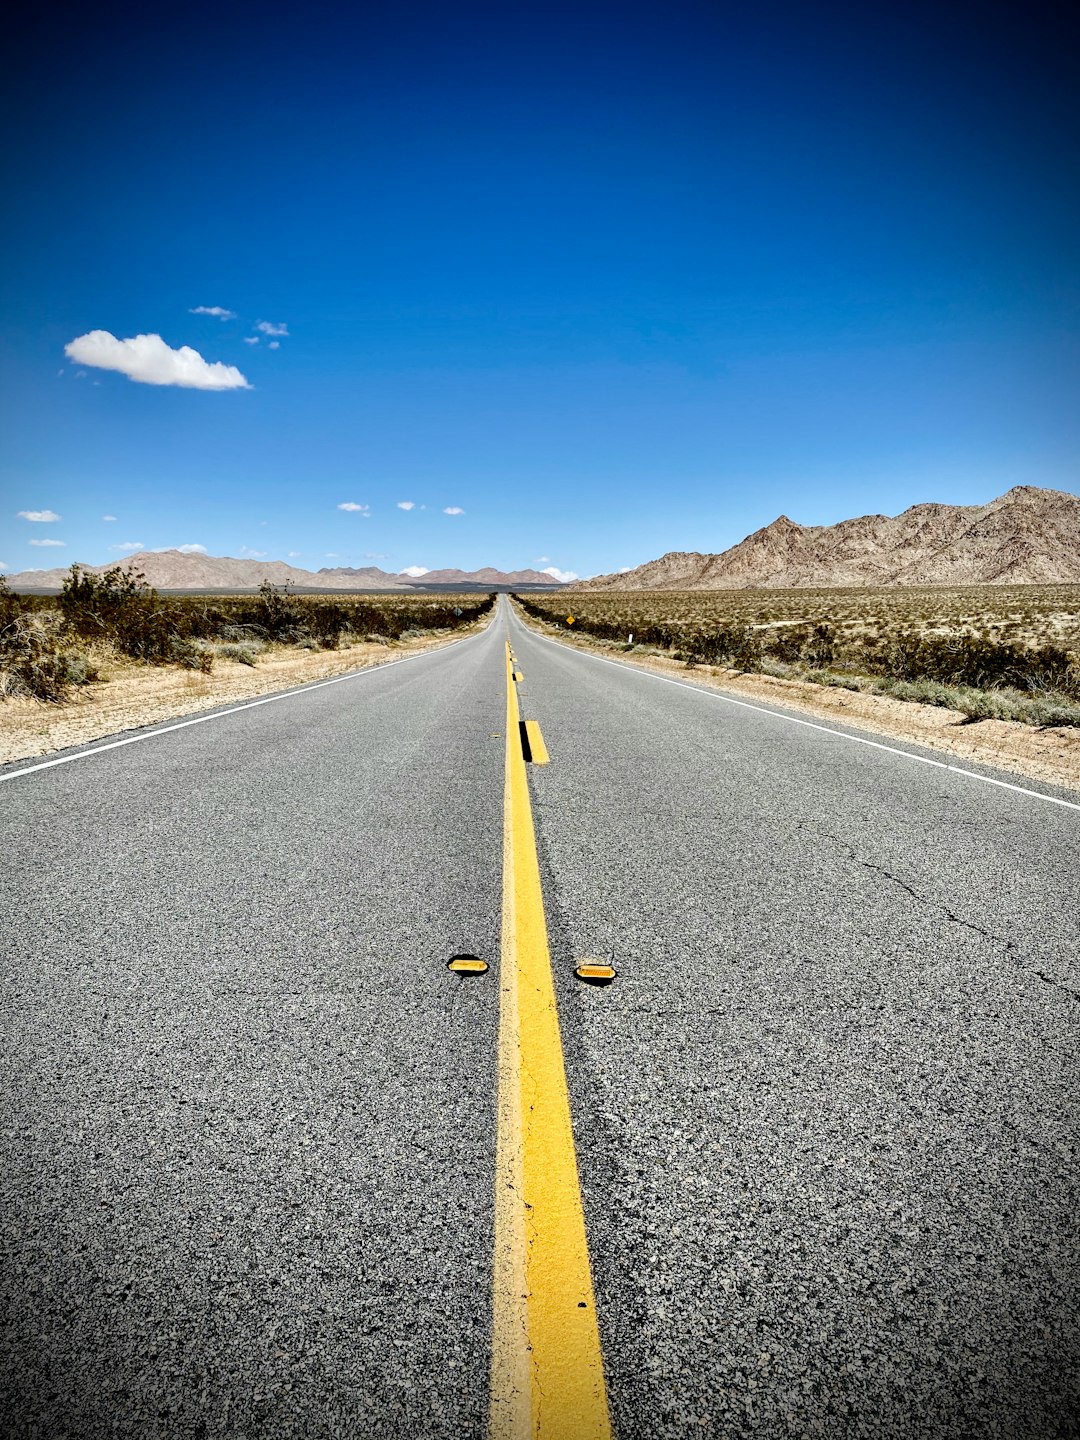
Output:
[
  {"xmin": 520, "ymin": 619, "xmax": 1080, "ymax": 815},
  {"xmin": 0, "ymin": 625, "xmax": 488, "ymax": 785}
]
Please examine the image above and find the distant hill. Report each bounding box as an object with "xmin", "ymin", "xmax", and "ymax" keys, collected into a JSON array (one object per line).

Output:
[
  {"xmin": 573, "ymin": 486, "xmax": 1080, "ymax": 590},
  {"xmin": 3, "ymin": 550, "xmax": 566, "ymax": 593},
  {"xmin": 413, "ymin": 567, "xmax": 556, "ymax": 585}
]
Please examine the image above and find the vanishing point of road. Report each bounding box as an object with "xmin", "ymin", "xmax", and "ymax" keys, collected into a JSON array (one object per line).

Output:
[{"xmin": 2, "ymin": 596, "xmax": 1078, "ymax": 1438}]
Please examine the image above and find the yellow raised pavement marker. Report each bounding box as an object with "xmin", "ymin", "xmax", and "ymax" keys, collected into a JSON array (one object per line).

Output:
[
  {"xmin": 448, "ymin": 955, "xmax": 489, "ymax": 974},
  {"xmin": 574, "ymin": 961, "xmax": 616, "ymax": 985},
  {"xmin": 491, "ymin": 642, "xmax": 611, "ymax": 1440}
]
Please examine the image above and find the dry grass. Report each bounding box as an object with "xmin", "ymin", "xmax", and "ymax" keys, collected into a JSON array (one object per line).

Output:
[
  {"xmin": 1, "ymin": 571, "xmax": 495, "ymax": 705},
  {"xmin": 519, "ymin": 584, "xmax": 1080, "ymax": 725}
]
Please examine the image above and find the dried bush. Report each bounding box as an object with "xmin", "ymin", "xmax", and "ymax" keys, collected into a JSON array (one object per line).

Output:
[{"xmin": 0, "ymin": 609, "xmax": 99, "ymax": 702}]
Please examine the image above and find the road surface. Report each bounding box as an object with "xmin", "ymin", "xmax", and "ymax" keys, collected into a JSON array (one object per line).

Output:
[{"xmin": 2, "ymin": 596, "xmax": 1077, "ymax": 1438}]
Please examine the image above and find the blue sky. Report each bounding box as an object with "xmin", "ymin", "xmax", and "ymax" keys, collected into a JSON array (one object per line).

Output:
[{"xmin": 2, "ymin": 0, "xmax": 1076, "ymax": 579}]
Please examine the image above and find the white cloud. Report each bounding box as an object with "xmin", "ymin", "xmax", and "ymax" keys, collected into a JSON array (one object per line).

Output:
[
  {"xmin": 238, "ymin": 547, "xmax": 267, "ymax": 558},
  {"xmin": 109, "ymin": 541, "xmax": 145, "ymax": 553},
  {"xmin": 399, "ymin": 565, "xmax": 429, "ymax": 577},
  {"xmin": 287, "ymin": 550, "xmax": 302, "ymax": 558},
  {"xmin": 102, "ymin": 514, "xmax": 117, "ymax": 522},
  {"xmin": 0, "ymin": 561, "xmax": 8, "ymax": 571},
  {"xmin": 618, "ymin": 566, "xmax": 632, "ymax": 573},
  {"xmin": 190, "ymin": 306, "xmax": 236, "ymax": 319},
  {"xmin": 18, "ymin": 509, "xmax": 61, "ymax": 522},
  {"xmin": 243, "ymin": 336, "xmax": 259, "ymax": 345},
  {"xmin": 30, "ymin": 538, "xmax": 65, "ymax": 547},
  {"xmin": 541, "ymin": 566, "xmax": 578, "ymax": 583},
  {"xmin": 268, "ymin": 340, "xmax": 280, "ymax": 350},
  {"xmin": 443, "ymin": 506, "xmax": 465, "ymax": 515},
  {"xmin": 363, "ymin": 551, "xmax": 389, "ymax": 560},
  {"xmin": 338, "ymin": 501, "xmax": 371, "ymax": 515},
  {"xmin": 172, "ymin": 543, "xmax": 208, "ymax": 555},
  {"xmin": 64, "ymin": 331, "xmax": 251, "ymax": 390},
  {"xmin": 257, "ymin": 321, "xmax": 289, "ymax": 337},
  {"xmin": 396, "ymin": 501, "xmax": 416, "ymax": 511},
  {"xmin": 535, "ymin": 555, "xmax": 550, "ymax": 563}
]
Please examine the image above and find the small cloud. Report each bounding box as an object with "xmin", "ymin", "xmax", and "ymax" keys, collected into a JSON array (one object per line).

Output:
[
  {"xmin": 535, "ymin": 555, "xmax": 550, "ymax": 563},
  {"xmin": 0, "ymin": 561, "xmax": 8, "ymax": 571},
  {"xmin": 268, "ymin": 340, "xmax": 280, "ymax": 350},
  {"xmin": 338, "ymin": 501, "xmax": 371, "ymax": 515},
  {"xmin": 102, "ymin": 514, "xmax": 117, "ymax": 522},
  {"xmin": 57, "ymin": 369, "xmax": 64, "ymax": 377},
  {"xmin": 287, "ymin": 550, "xmax": 302, "ymax": 558},
  {"xmin": 362, "ymin": 552, "xmax": 389, "ymax": 560},
  {"xmin": 18, "ymin": 509, "xmax": 61, "ymax": 522},
  {"xmin": 109, "ymin": 541, "xmax": 145, "ymax": 553},
  {"xmin": 190, "ymin": 306, "xmax": 236, "ymax": 319},
  {"xmin": 243, "ymin": 336, "xmax": 259, "ymax": 345},
  {"xmin": 618, "ymin": 566, "xmax": 632, "ymax": 573},
  {"xmin": 64, "ymin": 331, "xmax": 250, "ymax": 390},
  {"xmin": 399, "ymin": 565, "xmax": 429, "ymax": 577},
  {"xmin": 396, "ymin": 501, "xmax": 416, "ymax": 511},
  {"xmin": 30, "ymin": 537, "xmax": 66, "ymax": 547},
  {"xmin": 541, "ymin": 566, "xmax": 578, "ymax": 583},
  {"xmin": 237, "ymin": 547, "xmax": 267, "ymax": 558},
  {"xmin": 325, "ymin": 552, "xmax": 340, "ymax": 558},
  {"xmin": 257, "ymin": 321, "xmax": 289, "ymax": 337},
  {"xmin": 175, "ymin": 543, "xmax": 208, "ymax": 555},
  {"xmin": 443, "ymin": 506, "xmax": 465, "ymax": 515}
]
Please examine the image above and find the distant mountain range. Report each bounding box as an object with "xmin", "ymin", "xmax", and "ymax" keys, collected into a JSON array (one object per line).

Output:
[
  {"xmin": 573, "ymin": 486, "xmax": 1080, "ymax": 590},
  {"xmin": 3, "ymin": 550, "xmax": 563, "ymax": 592}
]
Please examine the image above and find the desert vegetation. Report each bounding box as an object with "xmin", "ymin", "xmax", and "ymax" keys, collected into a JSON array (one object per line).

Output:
[
  {"xmin": 515, "ymin": 585, "xmax": 1080, "ymax": 727},
  {"xmin": 0, "ymin": 567, "xmax": 494, "ymax": 703}
]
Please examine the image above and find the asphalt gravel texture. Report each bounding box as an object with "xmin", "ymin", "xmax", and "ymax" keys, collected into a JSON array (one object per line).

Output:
[
  {"xmin": 1, "ymin": 630, "xmax": 505, "ymax": 1438},
  {"xmin": 2, "ymin": 597, "xmax": 1078, "ymax": 1439}
]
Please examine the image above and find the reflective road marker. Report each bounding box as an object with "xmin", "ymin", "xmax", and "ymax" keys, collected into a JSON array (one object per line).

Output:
[{"xmin": 490, "ymin": 642, "xmax": 611, "ymax": 1440}]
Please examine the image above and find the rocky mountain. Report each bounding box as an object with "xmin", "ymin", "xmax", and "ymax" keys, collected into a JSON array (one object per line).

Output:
[
  {"xmin": 413, "ymin": 567, "xmax": 557, "ymax": 584},
  {"xmin": 3, "ymin": 550, "xmax": 565, "ymax": 592},
  {"xmin": 573, "ymin": 486, "xmax": 1080, "ymax": 590}
]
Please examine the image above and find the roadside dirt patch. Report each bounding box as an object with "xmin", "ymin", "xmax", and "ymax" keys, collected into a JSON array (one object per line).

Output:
[
  {"xmin": 0, "ymin": 630, "xmax": 477, "ymax": 766},
  {"xmin": 517, "ymin": 613, "xmax": 1080, "ymax": 795}
]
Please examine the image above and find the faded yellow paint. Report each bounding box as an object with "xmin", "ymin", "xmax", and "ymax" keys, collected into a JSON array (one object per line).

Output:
[{"xmin": 489, "ymin": 642, "xmax": 610, "ymax": 1440}]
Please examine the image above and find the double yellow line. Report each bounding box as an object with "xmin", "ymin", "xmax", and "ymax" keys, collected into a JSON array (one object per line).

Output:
[{"xmin": 490, "ymin": 642, "xmax": 611, "ymax": 1440}]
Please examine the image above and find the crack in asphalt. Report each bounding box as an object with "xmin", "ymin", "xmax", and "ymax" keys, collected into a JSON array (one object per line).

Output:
[{"xmin": 805, "ymin": 822, "xmax": 1079, "ymax": 1005}]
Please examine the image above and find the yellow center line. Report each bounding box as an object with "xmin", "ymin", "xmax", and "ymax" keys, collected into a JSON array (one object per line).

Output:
[{"xmin": 490, "ymin": 640, "xmax": 611, "ymax": 1440}]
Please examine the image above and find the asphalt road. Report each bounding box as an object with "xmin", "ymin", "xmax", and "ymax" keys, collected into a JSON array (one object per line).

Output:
[{"xmin": 3, "ymin": 597, "xmax": 1078, "ymax": 1438}]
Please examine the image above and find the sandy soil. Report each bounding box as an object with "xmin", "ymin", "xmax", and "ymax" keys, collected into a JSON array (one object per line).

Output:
[
  {"xmin": 516, "ymin": 612, "xmax": 1080, "ymax": 795},
  {"xmin": 0, "ymin": 629, "xmax": 478, "ymax": 766}
]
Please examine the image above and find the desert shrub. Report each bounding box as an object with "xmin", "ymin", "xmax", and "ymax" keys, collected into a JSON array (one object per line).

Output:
[
  {"xmin": 766, "ymin": 625, "xmax": 811, "ymax": 663},
  {"xmin": 217, "ymin": 641, "xmax": 262, "ymax": 666},
  {"xmin": 169, "ymin": 638, "xmax": 214, "ymax": 672},
  {"xmin": 59, "ymin": 564, "xmax": 198, "ymax": 662},
  {"xmin": 0, "ymin": 611, "xmax": 98, "ymax": 702},
  {"xmin": 306, "ymin": 599, "xmax": 352, "ymax": 648}
]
